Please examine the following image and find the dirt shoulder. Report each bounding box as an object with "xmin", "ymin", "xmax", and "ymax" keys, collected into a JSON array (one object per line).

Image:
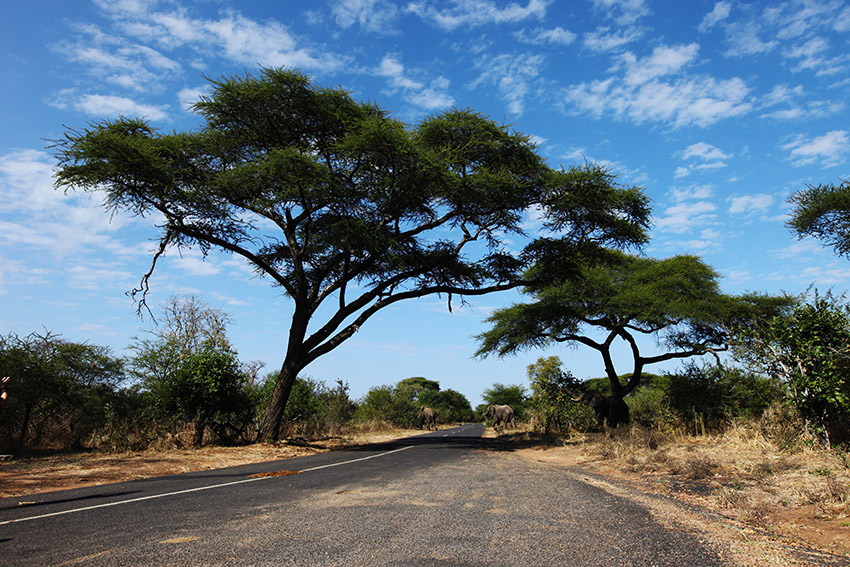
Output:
[
  {"xmin": 0, "ymin": 429, "xmax": 420, "ymax": 500},
  {"xmin": 504, "ymin": 428, "xmax": 850, "ymax": 567}
]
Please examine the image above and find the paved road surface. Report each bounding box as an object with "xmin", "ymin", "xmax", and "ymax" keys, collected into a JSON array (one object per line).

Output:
[{"xmin": 0, "ymin": 424, "xmax": 725, "ymax": 566}]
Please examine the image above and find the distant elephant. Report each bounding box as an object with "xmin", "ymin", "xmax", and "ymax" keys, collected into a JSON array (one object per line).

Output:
[
  {"xmin": 418, "ymin": 406, "xmax": 437, "ymax": 430},
  {"xmin": 485, "ymin": 404, "xmax": 516, "ymax": 430},
  {"xmin": 572, "ymin": 392, "xmax": 630, "ymax": 428}
]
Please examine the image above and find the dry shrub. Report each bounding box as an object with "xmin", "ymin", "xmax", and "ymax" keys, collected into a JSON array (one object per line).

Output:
[{"xmin": 589, "ymin": 426, "xmax": 674, "ymax": 472}]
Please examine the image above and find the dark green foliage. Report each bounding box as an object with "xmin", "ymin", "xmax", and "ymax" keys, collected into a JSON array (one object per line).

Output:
[
  {"xmin": 787, "ymin": 180, "xmax": 850, "ymax": 257},
  {"xmin": 53, "ymin": 68, "xmax": 651, "ymax": 441},
  {"xmin": 527, "ymin": 356, "xmax": 588, "ymax": 433},
  {"xmin": 0, "ymin": 331, "xmax": 125, "ymax": 451},
  {"xmin": 265, "ymin": 376, "xmax": 355, "ymax": 437},
  {"xmin": 732, "ymin": 290, "xmax": 850, "ymax": 446},
  {"xmin": 358, "ymin": 385, "xmax": 415, "ymax": 426},
  {"xmin": 424, "ymin": 389, "xmax": 475, "ymax": 423},
  {"xmin": 665, "ymin": 363, "xmax": 780, "ymax": 433},
  {"xmin": 356, "ymin": 377, "xmax": 472, "ymax": 426},
  {"xmin": 151, "ymin": 344, "xmax": 252, "ymax": 447}
]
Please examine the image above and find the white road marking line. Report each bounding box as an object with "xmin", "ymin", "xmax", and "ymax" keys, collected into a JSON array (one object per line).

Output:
[{"xmin": 0, "ymin": 445, "xmax": 414, "ymax": 526}]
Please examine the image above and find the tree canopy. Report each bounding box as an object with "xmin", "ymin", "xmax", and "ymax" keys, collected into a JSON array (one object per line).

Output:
[
  {"xmin": 54, "ymin": 67, "xmax": 651, "ymax": 441},
  {"xmin": 476, "ymin": 251, "xmax": 785, "ymax": 402},
  {"xmin": 787, "ymin": 180, "xmax": 850, "ymax": 258}
]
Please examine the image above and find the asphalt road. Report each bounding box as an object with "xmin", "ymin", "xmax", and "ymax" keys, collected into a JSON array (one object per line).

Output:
[{"xmin": 0, "ymin": 424, "xmax": 726, "ymax": 566}]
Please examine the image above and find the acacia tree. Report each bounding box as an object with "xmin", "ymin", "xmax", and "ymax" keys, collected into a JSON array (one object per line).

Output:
[
  {"xmin": 476, "ymin": 252, "xmax": 783, "ymax": 420},
  {"xmin": 54, "ymin": 68, "xmax": 651, "ymax": 441},
  {"xmin": 787, "ymin": 179, "xmax": 850, "ymax": 257}
]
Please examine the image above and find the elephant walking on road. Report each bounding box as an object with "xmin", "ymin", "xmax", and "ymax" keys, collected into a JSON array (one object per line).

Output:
[
  {"xmin": 486, "ymin": 404, "xmax": 515, "ymax": 430},
  {"xmin": 418, "ymin": 406, "xmax": 437, "ymax": 430}
]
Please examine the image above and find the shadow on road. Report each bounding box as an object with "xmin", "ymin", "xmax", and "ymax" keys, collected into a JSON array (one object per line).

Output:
[{"xmin": 0, "ymin": 489, "xmax": 142, "ymax": 512}]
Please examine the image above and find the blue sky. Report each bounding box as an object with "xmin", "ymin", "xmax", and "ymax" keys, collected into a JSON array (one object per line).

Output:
[{"xmin": 2, "ymin": 0, "xmax": 850, "ymax": 407}]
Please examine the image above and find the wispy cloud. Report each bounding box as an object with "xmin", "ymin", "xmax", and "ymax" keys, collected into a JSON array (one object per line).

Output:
[
  {"xmin": 590, "ymin": 0, "xmax": 650, "ymax": 26},
  {"xmin": 698, "ymin": 1, "xmax": 731, "ymax": 32},
  {"xmin": 728, "ymin": 194, "xmax": 774, "ymax": 215},
  {"xmin": 564, "ymin": 43, "xmax": 751, "ymax": 128},
  {"xmin": 675, "ymin": 142, "xmax": 731, "ymax": 177},
  {"xmin": 783, "ymin": 130, "xmax": 849, "ymax": 167},
  {"xmin": 471, "ymin": 52, "xmax": 544, "ymax": 115},
  {"xmin": 332, "ymin": 0, "xmax": 400, "ymax": 32},
  {"xmin": 516, "ymin": 26, "xmax": 576, "ymax": 46},
  {"xmin": 407, "ymin": 0, "xmax": 549, "ymax": 30},
  {"xmin": 582, "ymin": 26, "xmax": 643, "ymax": 52},
  {"xmin": 377, "ymin": 55, "xmax": 455, "ymax": 111},
  {"xmin": 655, "ymin": 201, "xmax": 718, "ymax": 233}
]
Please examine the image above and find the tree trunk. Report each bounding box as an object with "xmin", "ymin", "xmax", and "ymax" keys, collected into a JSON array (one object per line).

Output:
[
  {"xmin": 193, "ymin": 419, "xmax": 206, "ymax": 448},
  {"xmin": 257, "ymin": 361, "xmax": 301, "ymax": 442},
  {"xmin": 17, "ymin": 403, "xmax": 32, "ymax": 448}
]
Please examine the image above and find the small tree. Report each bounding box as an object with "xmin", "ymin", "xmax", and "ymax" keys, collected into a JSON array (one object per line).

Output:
[
  {"xmin": 158, "ymin": 343, "xmax": 250, "ymax": 447},
  {"xmin": 54, "ymin": 68, "xmax": 652, "ymax": 441},
  {"xmin": 129, "ymin": 295, "xmax": 232, "ymax": 386},
  {"xmin": 526, "ymin": 356, "xmax": 584, "ymax": 433},
  {"xmin": 732, "ymin": 289, "xmax": 850, "ymax": 446}
]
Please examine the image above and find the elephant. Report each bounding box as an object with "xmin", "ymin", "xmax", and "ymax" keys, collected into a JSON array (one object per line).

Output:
[
  {"xmin": 572, "ymin": 392, "xmax": 630, "ymax": 428},
  {"xmin": 485, "ymin": 404, "xmax": 516, "ymax": 430},
  {"xmin": 417, "ymin": 406, "xmax": 437, "ymax": 430}
]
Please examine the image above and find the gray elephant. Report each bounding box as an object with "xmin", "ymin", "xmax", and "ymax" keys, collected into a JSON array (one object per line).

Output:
[
  {"xmin": 485, "ymin": 404, "xmax": 516, "ymax": 430},
  {"xmin": 417, "ymin": 406, "xmax": 437, "ymax": 430},
  {"xmin": 572, "ymin": 392, "xmax": 630, "ymax": 428}
]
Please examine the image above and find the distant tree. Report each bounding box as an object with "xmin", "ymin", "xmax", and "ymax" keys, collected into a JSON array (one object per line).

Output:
[
  {"xmin": 358, "ymin": 385, "xmax": 409, "ymax": 425},
  {"xmin": 476, "ymin": 252, "xmax": 786, "ymax": 426},
  {"xmin": 54, "ymin": 68, "xmax": 651, "ymax": 441},
  {"xmin": 0, "ymin": 331, "xmax": 124, "ymax": 449},
  {"xmin": 482, "ymin": 382, "xmax": 528, "ymax": 418},
  {"xmin": 396, "ymin": 377, "xmax": 441, "ymax": 405},
  {"xmin": 428, "ymin": 388, "xmax": 474, "ymax": 423},
  {"xmin": 787, "ymin": 180, "xmax": 850, "ymax": 257},
  {"xmin": 732, "ymin": 289, "xmax": 850, "ymax": 446}
]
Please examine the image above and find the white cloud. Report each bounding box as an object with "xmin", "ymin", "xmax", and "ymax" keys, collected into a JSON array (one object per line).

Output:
[
  {"xmin": 699, "ymin": 1, "xmax": 731, "ymax": 32},
  {"xmin": 591, "ymin": 0, "xmax": 650, "ymax": 26},
  {"xmin": 406, "ymin": 0, "xmax": 549, "ymax": 30},
  {"xmin": 564, "ymin": 71, "xmax": 751, "ymax": 128},
  {"xmin": 667, "ymin": 184, "xmax": 714, "ymax": 202},
  {"xmin": 377, "ymin": 55, "xmax": 455, "ymax": 111},
  {"xmin": 673, "ymin": 166, "xmax": 691, "ymax": 179},
  {"xmin": 783, "ymin": 130, "xmax": 849, "ymax": 167},
  {"xmin": 516, "ymin": 26, "xmax": 576, "ymax": 45},
  {"xmin": 728, "ymin": 194, "xmax": 774, "ymax": 215},
  {"xmin": 177, "ymin": 87, "xmax": 208, "ymax": 113},
  {"xmin": 783, "ymin": 37, "xmax": 847, "ymax": 76},
  {"xmin": 619, "ymin": 43, "xmax": 699, "ymax": 86},
  {"xmin": 723, "ymin": 21, "xmax": 778, "ymax": 57},
  {"xmin": 681, "ymin": 142, "xmax": 731, "ymax": 162},
  {"xmin": 655, "ymin": 201, "xmax": 718, "ymax": 233},
  {"xmin": 582, "ymin": 26, "xmax": 643, "ymax": 52},
  {"xmin": 332, "ymin": 0, "xmax": 400, "ymax": 32},
  {"xmin": 74, "ymin": 94, "xmax": 169, "ymax": 121},
  {"xmin": 471, "ymin": 52, "xmax": 544, "ymax": 115}
]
